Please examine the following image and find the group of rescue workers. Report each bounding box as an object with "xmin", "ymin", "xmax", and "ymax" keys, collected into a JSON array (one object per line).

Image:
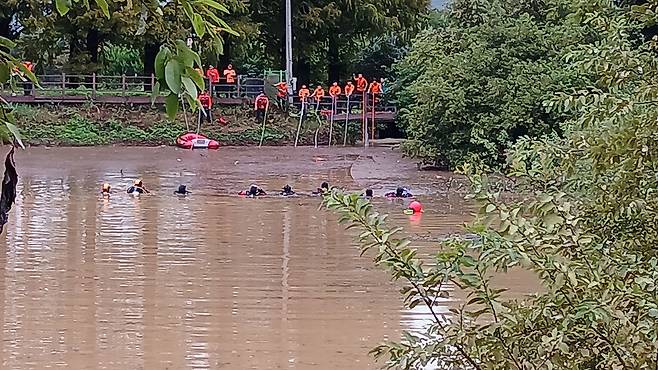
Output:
[{"xmin": 194, "ymin": 64, "xmax": 385, "ymax": 124}]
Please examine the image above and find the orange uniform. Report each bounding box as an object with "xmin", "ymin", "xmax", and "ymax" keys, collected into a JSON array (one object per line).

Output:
[
  {"xmin": 223, "ymin": 65, "xmax": 237, "ymax": 84},
  {"xmin": 312, "ymin": 86, "xmax": 325, "ymax": 102},
  {"xmin": 206, "ymin": 67, "xmax": 220, "ymax": 83},
  {"xmin": 255, "ymin": 93, "xmax": 269, "ymax": 110},
  {"xmin": 355, "ymin": 75, "xmax": 368, "ymax": 93},
  {"xmin": 344, "ymin": 82, "xmax": 355, "ymax": 97},
  {"xmin": 298, "ymin": 86, "xmax": 310, "ymax": 101},
  {"xmin": 23, "ymin": 61, "xmax": 34, "ymax": 72},
  {"xmin": 275, "ymin": 82, "xmax": 288, "ymax": 98},
  {"xmin": 198, "ymin": 91, "xmax": 212, "ymax": 108},
  {"xmin": 368, "ymin": 81, "xmax": 382, "ymax": 94},
  {"xmin": 329, "ymin": 83, "xmax": 341, "ymax": 98}
]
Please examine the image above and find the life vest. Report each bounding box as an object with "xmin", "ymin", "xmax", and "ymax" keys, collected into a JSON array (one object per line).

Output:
[
  {"xmin": 275, "ymin": 82, "xmax": 288, "ymax": 97},
  {"xmin": 344, "ymin": 83, "xmax": 355, "ymax": 96},
  {"xmin": 223, "ymin": 68, "xmax": 236, "ymax": 83},
  {"xmin": 369, "ymin": 82, "xmax": 382, "ymax": 94},
  {"xmin": 299, "ymin": 88, "xmax": 310, "ymax": 101},
  {"xmin": 356, "ymin": 77, "xmax": 368, "ymax": 92},
  {"xmin": 256, "ymin": 95, "xmax": 269, "ymax": 109},
  {"xmin": 199, "ymin": 93, "xmax": 212, "ymax": 107},
  {"xmin": 206, "ymin": 68, "xmax": 220, "ymax": 83},
  {"xmin": 329, "ymin": 85, "xmax": 341, "ymax": 97},
  {"xmin": 312, "ymin": 87, "xmax": 325, "ymax": 101}
]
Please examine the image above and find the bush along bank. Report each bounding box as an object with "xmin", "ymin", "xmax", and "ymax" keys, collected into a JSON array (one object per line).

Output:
[{"xmin": 12, "ymin": 104, "xmax": 361, "ymax": 147}]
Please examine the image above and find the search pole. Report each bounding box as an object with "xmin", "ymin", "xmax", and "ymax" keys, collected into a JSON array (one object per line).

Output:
[{"xmin": 285, "ymin": 0, "xmax": 293, "ymax": 100}]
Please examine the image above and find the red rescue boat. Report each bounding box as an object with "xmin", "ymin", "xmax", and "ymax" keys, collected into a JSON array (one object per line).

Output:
[{"xmin": 176, "ymin": 133, "xmax": 220, "ymax": 150}]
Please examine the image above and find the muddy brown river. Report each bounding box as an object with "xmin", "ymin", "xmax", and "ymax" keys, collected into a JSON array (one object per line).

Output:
[{"xmin": 0, "ymin": 147, "xmax": 535, "ymax": 369}]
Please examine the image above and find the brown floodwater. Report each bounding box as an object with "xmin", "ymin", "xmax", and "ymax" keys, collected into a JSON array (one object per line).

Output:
[{"xmin": 0, "ymin": 146, "xmax": 536, "ymax": 369}]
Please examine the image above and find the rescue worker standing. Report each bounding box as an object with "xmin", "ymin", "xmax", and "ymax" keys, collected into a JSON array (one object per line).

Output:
[
  {"xmin": 311, "ymin": 84, "xmax": 325, "ymax": 111},
  {"xmin": 368, "ymin": 79, "xmax": 383, "ymax": 107},
  {"xmin": 254, "ymin": 91, "xmax": 270, "ymax": 123},
  {"xmin": 355, "ymin": 74, "xmax": 368, "ymax": 98},
  {"xmin": 198, "ymin": 90, "xmax": 213, "ymax": 124},
  {"xmin": 22, "ymin": 61, "xmax": 34, "ymax": 96},
  {"xmin": 206, "ymin": 65, "xmax": 220, "ymax": 95},
  {"xmin": 344, "ymin": 81, "xmax": 355, "ymax": 113},
  {"xmin": 223, "ymin": 64, "xmax": 237, "ymax": 98},
  {"xmin": 329, "ymin": 82, "xmax": 341, "ymax": 113},
  {"xmin": 274, "ymin": 81, "xmax": 288, "ymax": 112}
]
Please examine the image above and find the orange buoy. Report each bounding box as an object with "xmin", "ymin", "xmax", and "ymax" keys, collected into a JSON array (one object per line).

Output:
[{"xmin": 408, "ymin": 200, "xmax": 423, "ymax": 214}]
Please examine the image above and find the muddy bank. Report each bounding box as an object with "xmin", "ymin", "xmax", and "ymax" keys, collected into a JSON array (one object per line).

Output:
[{"xmin": 12, "ymin": 105, "xmax": 363, "ymax": 147}]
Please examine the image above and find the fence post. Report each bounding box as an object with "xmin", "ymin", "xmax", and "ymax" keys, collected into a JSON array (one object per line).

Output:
[
  {"xmin": 237, "ymin": 76, "xmax": 241, "ymax": 97},
  {"xmin": 92, "ymin": 73, "xmax": 97, "ymax": 99},
  {"xmin": 121, "ymin": 74, "xmax": 126, "ymax": 98},
  {"xmin": 61, "ymin": 72, "xmax": 66, "ymax": 96},
  {"xmin": 150, "ymin": 73, "xmax": 155, "ymax": 92}
]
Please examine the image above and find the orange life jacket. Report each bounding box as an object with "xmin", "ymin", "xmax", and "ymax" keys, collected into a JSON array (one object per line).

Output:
[
  {"xmin": 223, "ymin": 68, "xmax": 236, "ymax": 83},
  {"xmin": 275, "ymin": 82, "xmax": 288, "ymax": 98},
  {"xmin": 312, "ymin": 87, "xmax": 325, "ymax": 101},
  {"xmin": 255, "ymin": 94, "xmax": 269, "ymax": 110},
  {"xmin": 356, "ymin": 77, "xmax": 368, "ymax": 92},
  {"xmin": 206, "ymin": 68, "xmax": 220, "ymax": 83},
  {"xmin": 368, "ymin": 81, "xmax": 382, "ymax": 94},
  {"xmin": 199, "ymin": 93, "xmax": 212, "ymax": 108},
  {"xmin": 299, "ymin": 88, "xmax": 310, "ymax": 101},
  {"xmin": 344, "ymin": 83, "xmax": 355, "ymax": 96},
  {"xmin": 329, "ymin": 85, "xmax": 341, "ymax": 97}
]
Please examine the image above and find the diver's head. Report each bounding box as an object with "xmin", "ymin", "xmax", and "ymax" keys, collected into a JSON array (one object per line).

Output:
[
  {"xmin": 321, "ymin": 182, "xmax": 329, "ymax": 190},
  {"xmin": 365, "ymin": 189, "xmax": 373, "ymax": 197},
  {"xmin": 102, "ymin": 183, "xmax": 111, "ymax": 193},
  {"xmin": 283, "ymin": 184, "xmax": 292, "ymax": 193},
  {"xmin": 249, "ymin": 185, "xmax": 258, "ymax": 196},
  {"xmin": 396, "ymin": 187, "xmax": 404, "ymax": 197},
  {"xmin": 177, "ymin": 185, "xmax": 187, "ymax": 194}
]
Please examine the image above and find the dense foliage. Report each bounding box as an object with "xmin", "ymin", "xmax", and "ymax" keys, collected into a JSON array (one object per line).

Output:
[
  {"xmin": 326, "ymin": 0, "xmax": 658, "ymax": 369},
  {"xmin": 394, "ymin": 0, "xmax": 594, "ymax": 169}
]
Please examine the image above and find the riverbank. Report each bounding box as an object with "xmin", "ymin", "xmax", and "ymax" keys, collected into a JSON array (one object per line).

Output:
[{"xmin": 12, "ymin": 104, "xmax": 363, "ymax": 147}]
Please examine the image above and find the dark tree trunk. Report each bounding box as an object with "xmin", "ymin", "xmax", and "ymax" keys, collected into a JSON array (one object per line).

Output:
[
  {"xmin": 86, "ymin": 29, "xmax": 100, "ymax": 64},
  {"xmin": 143, "ymin": 42, "xmax": 160, "ymax": 91},
  {"xmin": 295, "ymin": 58, "xmax": 311, "ymax": 87},
  {"xmin": 327, "ymin": 33, "xmax": 341, "ymax": 84},
  {"xmin": 0, "ymin": 17, "xmax": 10, "ymax": 39},
  {"xmin": 219, "ymin": 36, "xmax": 232, "ymax": 69}
]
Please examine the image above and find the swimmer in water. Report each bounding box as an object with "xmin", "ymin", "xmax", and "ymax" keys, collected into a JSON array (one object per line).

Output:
[
  {"xmin": 385, "ymin": 187, "xmax": 413, "ymax": 198},
  {"xmin": 313, "ymin": 182, "xmax": 330, "ymax": 195},
  {"xmin": 363, "ymin": 189, "xmax": 374, "ymax": 199},
  {"xmin": 174, "ymin": 185, "xmax": 190, "ymax": 195},
  {"xmin": 127, "ymin": 179, "xmax": 149, "ymax": 194},
  {"xmin": 239, "ymin": 185, "xmax": 267, "ymax": 197},
  {"xmin": 101, "ymin": 183, "xmax": 111, "ymax": 195},
  {"xmin": 280, "ymin": 184, "xmax": 295, "ymax": 196}
]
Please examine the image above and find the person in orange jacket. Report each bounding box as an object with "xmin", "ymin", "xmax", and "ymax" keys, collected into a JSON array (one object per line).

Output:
[
  {"xmin": 254, "ymin": 91, "xmax": 270, "ymax": 123},
  {"xmin": 223, "ymin": 64, "xmax": 237, "ymax": 98},
  {"xmin": 311, "ymin": 85, "xmax": 325, "ymax": 110},
  {"xmin": 355, "ymin": 74, "xmax": 368, "ymax": 95},
  {"xmin": 329, "ymin": 82, "xmax": 341, "ymax": 99},
  {"xmin": 206, "ymin": 65, "xmax": 220, "ymax": 95},
  {"xmin": 298, "ymin": 85, "xmax": 310, "ymax": 102},
  {"xmin": 344, "ymin": 81, "xmax": 355, "ymax": 113},
  {"xmin": 22, "ymin": 61, "xmax": 35, "ymax": 96},
  {"xmin": 198, "ymin": 90, "xmax": 213, "ymax": 123},
  {"xmin": 368, "ymin": 79, "xmax": 383, "ymax": 108},
  {"xmin": 274, "ymin": 81, "xmax": 288, "ymax": 112}
]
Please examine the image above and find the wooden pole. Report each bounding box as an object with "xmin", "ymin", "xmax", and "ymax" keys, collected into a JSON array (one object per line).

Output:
[
  {"xmin": 294, "ymin": 101, "xmax": 305, "ymax": 147},
  {"xmin": 371, "ymin": 93, "xmax": 376, "ymax": 143},
  {"xmin": 328, "ymin": 96, "xmax": 335, "ymax": 147},
  {"xmin": 343, "ymin": 95, "xmax": 350, "ymax": 146}
]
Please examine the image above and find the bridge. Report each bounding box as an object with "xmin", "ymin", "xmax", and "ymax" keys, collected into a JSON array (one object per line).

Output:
[{"xmin": 1, "ymin": 73, "xmax": 398, "ymax": 123}]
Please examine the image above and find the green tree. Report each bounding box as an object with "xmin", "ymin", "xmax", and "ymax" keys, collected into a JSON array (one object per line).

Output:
[
  {"xmin": 394, "ymin": 0, "xmax": 592, "ymax": 169},
  {"xmin": 325, "ymin": 0, "xmax": 658, "ymax": 368}
]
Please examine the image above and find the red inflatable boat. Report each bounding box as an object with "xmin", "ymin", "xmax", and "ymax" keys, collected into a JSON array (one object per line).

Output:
[{"xmin": 176, "ymin": 133, "xmax": 220, "ymax": 150}]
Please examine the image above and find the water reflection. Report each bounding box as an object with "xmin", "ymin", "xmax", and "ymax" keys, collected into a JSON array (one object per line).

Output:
[{"xmin": 0, "ymin": 147, "xmax": 504, "ymax": 369}]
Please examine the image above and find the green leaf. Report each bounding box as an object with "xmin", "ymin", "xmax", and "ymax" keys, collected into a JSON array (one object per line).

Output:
[
  {"xmin": 192, "ymin": 13, "xmax": 206, "ymax": 38},
  {"xmin": 154, "ymin": 47, "xmax": 170, "ymax": 82},
  {"xmin": 187, "ymin": 67, "xmax": 205, "ymax": 90},
  {"xmin": 165, "ymin": 93, "xmax": 179, "ymax": 119},
  {"xmin": 182, "ymin": 76, "xmax": 197, "ymax": 99},
  {"xmin": 55, "ymin": 0, "xmax": 71, "ymax": 15},
  {"xmin": 196, "ymin": 0, "xmax": 229, "ymax": 13},
  {"xmin": 164, "ymin": 59, "xmax": 182, "ymax": 94},
  {"xmin": 485, "ymin": 204, "xmax": 496, "ymax": 213},
  {"xmin": 0, "ymin": 37, "xmax": 16, "ymax": 49},
  {"xmin": 4, "ymin": 122, "xmax": 25, "ymax": 149},
  {"xmin": 150, "ymin": 81, "xmax": 161, "ymax": 105},
  {"xmin": 95, "ymin": 0, "xmax": 110, "ymax": 18},
  {"xmin": 0, "ymin": 63, "xmax": 9, "ymax": 84}
]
